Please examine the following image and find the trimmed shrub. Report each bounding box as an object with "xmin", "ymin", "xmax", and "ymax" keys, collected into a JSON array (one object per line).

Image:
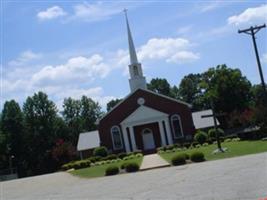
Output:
[
  {"xmin": 232, "ymin": 137, "xmax": 240, "ymax": 142},
  {"xmin": 225, "ymin": 138, "xmax": 232, "ymax": 143},
  {"xmin": 183, "ymin": 142, "xmax": 191, "ymax": 149},
  {"xmin": 181, "ymin": 152, "xmax": 190, "ymax": 160},
  {"xmin": 125, "ymin": 162, "xmax": 140, "ymax": 172},
  {"xmin": 190, "ymin": 151, "xmax": 205, "ymax": 162},
  {"xmin": 202, "ymin": 143, "xmax": 209, "ymax": 146},
  {"xmin": 166, "ymin": 145, "xmax": 175, "ymax": 151},
  {"xmin": 171, "ymin": 154, "xmax": 186, "ymax": 166},
  {"xmin": 194, "ymin": 131, "xmax": 208, "ymax": 144},
  {"xmin": 157, "ymin": 147, "xmax": 164, "ymax": 152},
  {"xmin": 93, "ymin": 146, "xmax": 108, "ymax": 157},
  {"xmin": 118, "ymin": 152, "xmax": 127, "ymax": 159},
  {"xmin": 135, "ymin": 153, "xmax": 143, "ymax": 157},
  {"xmin": 61, "ymin": 163, "xmax": 71, "ymax": 171},
  {"xmin": 120, "ymin": 163, "xmax": 126, "ymax": 170},
  {"xmin": 105, "ymin": 165, "xmax": 119, "ymax": 176},
  {"xmin": 195, "ymin": 144, "xmax": 201, "ymax": 148},
  {"xmin": 208, "ymin": 128, "xmax": 224, "ymax": 141},
  {"xmin": 106, "ymin": 154, "xmax": 118, "ymax": 160},
  {"xmin": 133, "ymin": 150, "xmax": 142, "ymax": 154}
]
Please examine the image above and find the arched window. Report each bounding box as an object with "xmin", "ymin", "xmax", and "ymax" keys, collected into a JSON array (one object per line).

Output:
[
  {"xmin": 111, "ymin": 126, "xmax": 123, "ymax": 150},
  {"xmin": 133, "ymin": 65, "xmax": 139, "ymax": 76},
  {"xmin": 171, "ymin": 114, "xmax": 183, "ymax": 138}
]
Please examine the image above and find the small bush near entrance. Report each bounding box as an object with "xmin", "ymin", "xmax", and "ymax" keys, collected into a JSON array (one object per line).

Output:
[
  {"xmin": 171, "ymin": 154, "xmax": 186, "ymax": 166},
  {"xmin": 190, "ymin": 151, "xmax": 205, "ymax": 162},
  {"xmin": 208, "ymin": 128, "xmax": 224, "ymax": 141},
  {"xmin": 118, "ymin": 152, "xmax": 127, "ymax": 159},
  {"xmin": 125, "ymin": 162, "xmax": 140, "ymax": 172},
  {"xmin": 180, "ymin": 152, "xmax": 189, "ymax": 160},
  {"xmin": 105, "ymin": 165, "xmax": 119, "ymax": 176},
  {"xmin": 194, "ymin": 131, "xmax": 208, "ymax": 144},
  {"xmin": 93, "ymin": 146, "xmax": 108, "ymax": 157}
]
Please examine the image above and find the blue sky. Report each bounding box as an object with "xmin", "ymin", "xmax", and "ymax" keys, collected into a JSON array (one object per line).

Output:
[{"xmin": 1, "ymin": 1, "xmax": 267, "ymax": 111}]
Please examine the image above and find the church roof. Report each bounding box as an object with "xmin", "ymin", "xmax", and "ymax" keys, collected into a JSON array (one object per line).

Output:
[{"xmin": 99, "ymin": 88, "xmax": 191, "ymax": 122}]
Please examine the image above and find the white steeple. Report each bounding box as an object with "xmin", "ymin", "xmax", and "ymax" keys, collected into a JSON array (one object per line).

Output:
[{"xmin": 124, "ymin": 9, "xmax": 147, "ymax": 93}]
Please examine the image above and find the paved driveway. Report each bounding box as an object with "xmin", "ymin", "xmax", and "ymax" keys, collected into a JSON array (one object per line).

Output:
[{"xmin": 1, "ymin": 152, "xmax": 267, "ymax": 200}]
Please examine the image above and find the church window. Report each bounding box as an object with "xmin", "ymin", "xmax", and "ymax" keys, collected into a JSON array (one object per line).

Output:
[
  {"xmin": 111, "ymin": 126, "xmax": 123, "ymax": 150},
  {"xmin": 133, "ymin": 66, "xmax": 139, "ymax": 76},
  {"xmin": 171, "ymin": 115, "xmax": 183, "ymax": 138}
]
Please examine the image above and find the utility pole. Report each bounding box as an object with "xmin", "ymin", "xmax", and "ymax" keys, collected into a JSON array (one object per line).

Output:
[{"xmin": 238, "ymin": 24, "xmax": 266, "ymax": 92}]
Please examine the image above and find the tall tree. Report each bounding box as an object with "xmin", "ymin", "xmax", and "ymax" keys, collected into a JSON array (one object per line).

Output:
[
  {"xmin": 23, "ymin": 91, "xmax": 58, "ymax": 175},
  {"xmin": 80, "ymin": 95, "xmax": 102, "ymax": 132},
  {"xmin": 1, "ymin": 100, "xmax": 24, "ymax": 172},
  {"xmin": 106, "ymin": 98, "xmax": 122, "ymax": 112},
  {"xmin": 178, "ymin": 74, "xmax": 206, "ymax": 111},
  {"xmin": 147, "ymin": 78, "xmax": 173, "ymax": 97},
  {"xmin": 201, "ymin": 64, "xmax": 252, "ymax": 114},
  {"xmin": 62, "ymin": 97, "xmax": 82, "ymax": 144}
]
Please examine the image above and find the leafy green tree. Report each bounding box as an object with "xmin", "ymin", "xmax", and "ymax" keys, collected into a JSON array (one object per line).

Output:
[
  {"xmin": 23, "ymin": 91, "xmax": 58, "ymax": 175},
  {"xmin": 1, "ymin": 100, "xmax": 24, "ymax": 172},
  {"xmin": 62, "ymin": 96, "xmax": 102, "ymax": 144},
  {"xmin": 201, "ymin": 65, "xmax": 252, "ymax": 114},
  {"xmin": 80, "ymin": 95, "xmax": 102, "ymax": 132},
  {"xmin": 178, "ymin": 74, "xmax": 206, "ymax": 111},
  {"xmin": 62, "ymin": 98, "xmax": 82, "ymax": 144},
  {"xmin": 147, "ymin": 78, "xmax": 173, "ymax": 97},
  {"xmin": 106, "ymin": 98, "xmax": 122, "ymax": 112}
]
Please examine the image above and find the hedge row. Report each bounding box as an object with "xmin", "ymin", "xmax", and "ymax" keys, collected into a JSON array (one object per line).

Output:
[
  {"xmin": 105, "ymin": 161, "xmax": 140, "ymax": 176},
  {"xmin": 61, "ymin": 152, "xmax": 143, "ymax": 171},
  {"xmin": 61, "ymin": 160, "xmax": 91, "ymax": 171},
  {"xmin": 171, "ymin": 151, "xmax": 205, "ymax": 166}
]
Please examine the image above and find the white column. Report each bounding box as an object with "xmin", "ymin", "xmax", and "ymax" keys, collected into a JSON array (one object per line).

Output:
[
  {"xmin": 129, "ymin": 126, "xmax": 137, "ymax": 151},
  {"xmin": 122, "ymin": 125, "xmax": 131, "ymax": 152},
  {"xmin": 164, "ymin": 118, "xmax": 173, "ymax": 145},
  {"xmin": 158, "ymin": 120, "xmax": 166, "ymax": 146}
]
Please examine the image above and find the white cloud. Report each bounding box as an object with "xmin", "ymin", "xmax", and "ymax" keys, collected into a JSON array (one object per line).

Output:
[
  {"xmin": 228, "ymin": 4, "xmax": 267, "ymax": 25},
  {"xmin": 167, "ymin": 51, "xmax": 200, "ymax": 63},
  {"xmin": 262, "ymin": 53, "xmax": 267, "ymax": 63},
  {"xmin": 8, "ymin": 50, "xmax": 42, "ymax": 66},
  {"xmin": 70, "ymin": 2, "xmax": 121, "ymax": 22},
  {"xmin": 37, "ymin": 6, "xmax": 67, "ymax": 20},
  {"xmin": 32, "ymin": 54, "xmax": 109, "ymax": 86},
  {"xmin": 200, "ymin": 1, "xmax": 223, "ymax": 13},
  {"xmin": 115, "ymin": 37, "xmax": 199, "ymax": 66}
]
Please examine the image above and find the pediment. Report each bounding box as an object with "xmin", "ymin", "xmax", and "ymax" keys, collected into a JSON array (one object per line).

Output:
[{"xmin": 121, "ymin": 105, "xmax": 168, "ymax": 126}]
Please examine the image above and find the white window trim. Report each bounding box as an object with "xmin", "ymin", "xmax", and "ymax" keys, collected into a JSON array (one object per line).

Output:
[
  {"xmin": 171, "ymin": 114, "xmax": 184, "ymax": 139},
  {"xmin": 111, "ymin": 126, "xmax": 123, "ymax": 150}
]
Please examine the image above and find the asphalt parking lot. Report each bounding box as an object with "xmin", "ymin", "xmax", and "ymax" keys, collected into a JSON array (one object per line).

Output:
[{"xmin": 1, "ymin": 152, "xmax": 267, "ymax": 200}]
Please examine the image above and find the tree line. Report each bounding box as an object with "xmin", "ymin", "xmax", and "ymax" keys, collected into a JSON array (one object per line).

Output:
[{"xmin": 0, "ymin": 64, "xmax": 266, "ymax": 177}]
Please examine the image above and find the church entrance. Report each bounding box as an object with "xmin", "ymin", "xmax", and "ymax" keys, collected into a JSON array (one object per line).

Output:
[{"xmin": 142, "ymin": 128, "xmax": 155, "ymax": 150}]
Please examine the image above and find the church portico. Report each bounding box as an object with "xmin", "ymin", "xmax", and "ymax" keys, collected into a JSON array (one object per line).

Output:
[{"xmin": 120, "ymin": 106, "xmax": 174, "ymax": 153}]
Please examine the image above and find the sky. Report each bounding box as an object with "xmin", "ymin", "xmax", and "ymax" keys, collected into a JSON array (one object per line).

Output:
[{"xmin": 1, "ymin": 0, "xmax": 267, "ymax": 111}]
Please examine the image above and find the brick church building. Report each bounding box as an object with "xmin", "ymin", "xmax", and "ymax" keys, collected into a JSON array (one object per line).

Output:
[{"xmin": 97, "ymin": 12, "xmax": 195, "ymax": 154}]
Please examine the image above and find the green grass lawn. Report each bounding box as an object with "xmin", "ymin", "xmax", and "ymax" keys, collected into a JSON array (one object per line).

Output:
[
  {"xmin": 70, "ymin": 157, "xmax": 143, "ymax": 178},
  {"xmin": 160, "ymin": 140, "xmax": 267, "ymax": 163}
]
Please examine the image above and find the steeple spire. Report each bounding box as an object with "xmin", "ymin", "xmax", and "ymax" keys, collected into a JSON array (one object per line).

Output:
[
  {"xmin": 124, "ymin": 9, "xmax": 138, "ymax": 64},
  {"xmin": 123, "ymin": 9, "xmax": 147, "ymax": 93}
]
